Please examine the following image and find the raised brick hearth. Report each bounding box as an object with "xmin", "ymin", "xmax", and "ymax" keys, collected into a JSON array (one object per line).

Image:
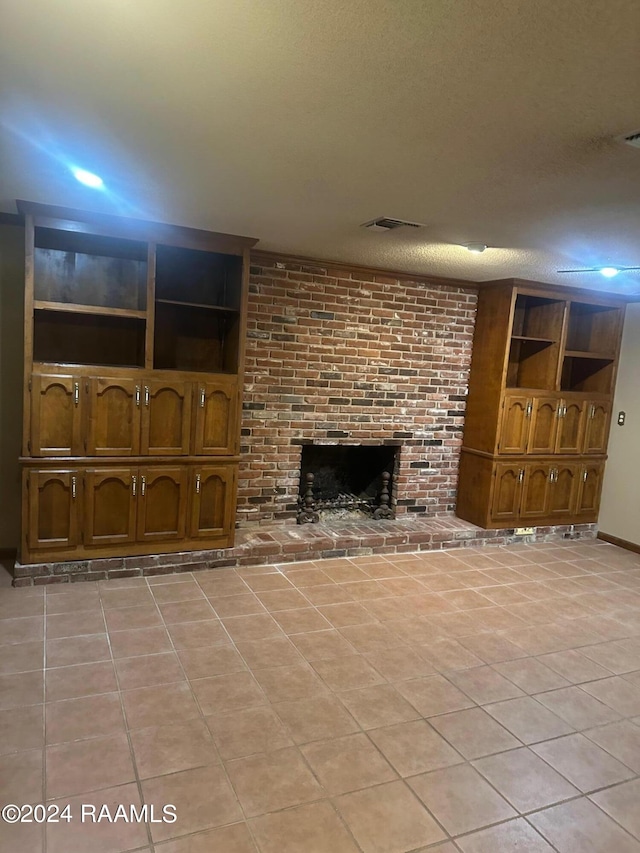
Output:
[
  {"xmin": 238, "ymin": 254, "xmax": 477, "ymax": 525},
  {"xmin": 13, "ymin": 520, "xmax": 597, "ymax": 585}
]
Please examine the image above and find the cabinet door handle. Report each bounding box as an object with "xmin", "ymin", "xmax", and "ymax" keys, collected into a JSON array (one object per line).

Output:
[
  {"xmin": 553, "ymin": 468, "xmax": 558, "ymax": 482},
  {"xmin": 71, "ymin": 476, "xmax": 77, "ymax": 499},
  {"xmin": 548, "ymin": 468, "xmax": 554, "ymax": 482},
  {"xmin": 195, "ymin": 474, "xmax": 201, "ymax": 494},
  {"xmin": 583, "ymin": 470, "xmax": 588, "ymax": 482},
  {"xmin": 135, "ymin": 385, "xmax": 141, "ymax": 407},
  {"xmin": 132, "ymin": 475, "xmax": 137, "ymax": 497},
  {"xmin": 525, "ymin": 401, "xmax": 532, "ymax": 418},
  {"xmin": 589, "ymin": 404, "xmax": 596, "ymax": 419},
  {"xmin": 200, "ymin": 388, "xmax": 206, "ymax": 408},
  {"xmin": 144, "ymin": 386, "xmax": 150, "ymax": 407},
  {"xmin": 518, "ymin": 469, "xmax": 524, "ymax": 482},
  {"xmin": 74, "ymin": 382, "xmax": 80, "ymax": 406},
  {"xmin": 141, "ymin": 476, "xmax": 146, "ymax": 496}
]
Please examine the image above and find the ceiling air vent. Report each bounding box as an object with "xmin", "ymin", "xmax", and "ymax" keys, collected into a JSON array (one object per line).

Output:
[
  {"xmin": 362, "ymin": 217, "xmax": 424, "ymax": 232},
  {"xmin": 618, "ymin": 129, "xmax": 640, "ymax": 149}
]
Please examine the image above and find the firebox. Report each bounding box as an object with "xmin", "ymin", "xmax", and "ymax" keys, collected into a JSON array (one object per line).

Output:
[{"xmin": 297, "ymin": 444, "xmax": 398, "ymax": 523}]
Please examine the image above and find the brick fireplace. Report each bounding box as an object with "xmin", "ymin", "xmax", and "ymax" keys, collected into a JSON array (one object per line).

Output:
[{"xmin": 238, "ymin": 254, "xmax": 478, "ymax": 526}]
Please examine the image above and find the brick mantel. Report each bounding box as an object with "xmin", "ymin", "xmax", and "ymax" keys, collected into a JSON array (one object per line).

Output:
[{"xmin": 238, "ymin": 255, "xmax": 478, "ymax": 526}]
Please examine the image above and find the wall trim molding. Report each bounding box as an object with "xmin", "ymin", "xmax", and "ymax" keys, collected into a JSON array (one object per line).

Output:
[{"xmin": 597, "ymin": 531, "xmax": 640, "ymax": 555}]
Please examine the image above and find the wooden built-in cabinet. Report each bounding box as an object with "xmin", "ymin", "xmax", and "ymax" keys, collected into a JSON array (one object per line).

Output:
[
  {"xmin": 19, "ymin": 201, "xmax": 257, "ymax": 564},
  {"xmin": 457, "ymin": 280, "xmax": 629, "ymax": 529}
]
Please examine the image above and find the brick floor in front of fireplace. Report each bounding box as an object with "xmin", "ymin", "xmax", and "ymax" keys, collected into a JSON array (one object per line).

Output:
[{"xmin": 2, "ymin": 539, "xmax": 640, "ymax": 852}]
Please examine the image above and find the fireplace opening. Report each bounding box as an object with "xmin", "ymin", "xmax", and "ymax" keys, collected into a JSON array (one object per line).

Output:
[{"xmin": 297, "ymin": 444, "xmax": 398, "ymax": 523}]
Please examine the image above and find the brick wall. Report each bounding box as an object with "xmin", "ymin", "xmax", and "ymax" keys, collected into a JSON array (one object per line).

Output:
[{"xmin": 238, "ymin": 255, "xmax": 478, "ymax": 526}]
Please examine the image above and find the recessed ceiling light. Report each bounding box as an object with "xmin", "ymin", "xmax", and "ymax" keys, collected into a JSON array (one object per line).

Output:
[
  {"xmin": 71, "ymin": 168, "xmax": 104, "ymax": 189},
  {"xmin": 599, "ymin": 266, "xmax": 620, "ymax": 278},
  {"xmin": 465, "ymin": 242, "xmax": 487, "ymax": 253}
]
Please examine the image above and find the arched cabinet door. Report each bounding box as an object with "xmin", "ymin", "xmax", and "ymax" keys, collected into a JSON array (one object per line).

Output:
[
  {"xmin": 491, "ymin": 463, "xmax": 524, "ymax": 523},
  {"xmin": 548, "ymin": 464, "xmax": 579, "ymax": 517},
  {"xmin": 26, "ymin": 469, "xmax": 80, "ymax": 551},
  {"xmin": 583, "ymin": 401, "xmax": 611, "ymax": 454},
  {"xmin": 141, "ymin": 379, "xmax": 192, "ymax": 455},
  {"xmin": 193, "ymin": 380, "xmax": 238, "ymax": 455},
  {"xmin": 86, "ymin": 377, "xmax": 141, "ymax": 456},
  {"xmin": 189, "ymin": 466, "xmax": 236, "ymax": 539},
  {"xmin": 555, "ymin": 399, "xmax": 586, "ymax": 454},
  {"xmin": 527, "ymin": 397, "xmax": 559, "ymax": 454},
  {"xmin": 136, "ymin": 466, "xmax": 188, "ymax": 542},
  {"xmin": 576, "ymin": 462, "xmax": 605, "ymax": 517},
  {"xmin": 30, "ymin": 374, "xmax": 83, "ymax": 456},
  {"xmin": 498, "ymin": 395, "xmax": 531, "ymax": 454},
  {"xmin": 84, "ymin": 468, "xmax": 137, "ymax": 547},
  {"xmin": 520, "ymin": 463, "xmax": 552, "ymax": 518}
]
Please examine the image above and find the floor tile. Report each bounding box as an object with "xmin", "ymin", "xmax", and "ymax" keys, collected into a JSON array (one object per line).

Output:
[
  {"xmin": 45, "ymin": 693, "xmax": 126, "ymax": 744},
  {"xmin": 46, "ymin": 783, "xmax": 148, "ymax": 853},
  {"xmin": 447, "ymin": 665, "xmax": 525, "ymax": 704},
  {"xmin": 130, "ymin": 718, "xmax": 219, "ymax": 778},
  {"xmin": 155, "ymin": 822, "xmax": 258, "ymax": 853},
  {"xmin": 429, "ymin": 707, "xmax": 520, "ymax": 758},
  {"xmin": 122, "ymin": 682, "xmax": 201, "ymax": 729},
  {"xmin": 46, "ymin": 635, "xmax": 109, "ymax": 668},
  {"xmin": 312, "ymin": 654, "xmax": 386, "ymax": 691},
  {"xmin": 100, "ymin": 587, "xmax": 154, "ymax": 609},
  {"xmin": 108, "ymin": 626, "xmax": 173, "ymax": 658},
  {"xmin": 529, "ymin": 796, "xmax": 640, "ymax": 853},
  {"xmin": 0, "ymin": 640, "xmax": 44, "ymax": 674},
  {"xmin": 584, "ymin": 720, "xmax": 640, "ymax": 772},
  {"xmin": 142, "ymin": 764, "xmax": 242, "ymax": 842},
  {"xmin": 273, "ymin": 607, "xmax": 332, "ymax": 634},
  {"xmin": 115, "ymin": 651, "xmax": 185, "ymax": 690},
  {"xmin": 365, "ymin": 646, "xmax": 436, "ymax": 681},
  {"xmin": 335, "ymin": 780, "xmax": 447, "ymax": 852},
  {"xmin": 104, "ymin": 604, "xmax": 162, "ymax": 632},
  {"xmin": 484, "ymin": 696, "xmax": 575, "ymax": 743},
  {"xmin": 318, "ymin": 601, "xmax": 377, "ymax": 627},
  {"xmin": 581, "ymin": 676, "xmax": 640, "ymax": 717},
  {"xmin": 206, "ymin": 705, "xmax": 293, "ymax": 759},
  {"xmin": 291, "ymin": 629, "xmax": 356, "ymax": 661},
  {"xmin": 235, "ymin": 636, "xmax": 303, "ymax": 669},
  {"xmin": 177, "ymin": 645, "xmax": 246, "ymax": 679},
  {"xmin": 250, "ymin": 800, "xmax": 360, "ymax": 853},
  {"xmin": 166, "ymin": 619, "xmax": 231, "ymax": 649},
  {"xmin": 493, "ymin": 657, "xmax": 571, "ymax": 693},
  {"xmin": 418, "ymin": 638, "xmax": 484, "ymax": 671},
  {"xmin": 0, "ymin": 670, "xmax": 43, "ymax": 709},
  {"xmin": 590, "ymin": 778, "xmax": 640, "ymax": 840},
  {"xmin": 0, "ymin": 704, "xmax": 44, "ymax": 754},
  {"xmin": 0, "ymin": 749, "xmax": 43, "ymax": 804},
  {"xmin": 275, "ymin": 694, "xmax": 360, "ymax": 744},
  {"xmin": 409, "ymin": 763, "xmax": 517, "ymax": 836},
  {"xmin": 339, "ymin": 683, "xmax": 421, "ymax": 729},
  {"xmin": 395, "ymin": 674, "xmax": 475, "ymax": 717},
  {"xmin": 46, "ymin": 733, "xmax": 135, "ymax": 798},
  {"xmin": 158, "ymin": 599, "xmax": 217, "ymax": 624},
  {"xmin": 456, "ymin": 818, "xmax": 555, "ymax": 852},
  {"xmin": 45, "ymin": 661, "xmax": 117, "ymax": 702},
  {"xmin": 253, "ymin": 663, "xmax": 328, "ymax": 702},
  {"xmin": 225, "ymin": 746, "xmax": 323, "ymax": 816},
  {"xmin": 301, "ymin": 732, "xmax": 397, "ymax": 794},
  {"xmin": 368, "ymin": 719, "xmax": 463, "ymax": 776},
  {"xmin": 191, "ymin": 671, "xmax": 266, "ymax": 715},
  {"xmin": 472, "ymin": 746, "xmax": 579, "ymax": 811},
  {"xmin": 531, "ymin": 733, "xmax": 635, "ymax": 792},
  {"xmin": 536, "ymin": 685, "xmax": 622, "ymax": 728},
  {"xmin": 256, "ymin": 589, "xmax": 309, "ymax": 612}
]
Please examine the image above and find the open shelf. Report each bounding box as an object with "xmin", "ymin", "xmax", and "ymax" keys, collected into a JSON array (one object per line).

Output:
[
  {"xmin": 561, "ymin": 355, "xmax": 614, "ymax": 394},
  {"xmin": 511, "ymin": 335, "xmax": 556, "ymax": 344},
  {"xmin": 34, "ymin": 227, "xmax": 147, "ymax": 312},
  {"xmin": 155, "ymin": 298, "xmax": 238, "ymax": 314},
  {"xmin": 33, "ymin": 310, "xmax": 145, "ymax": 367},
  {"xmin": 155, "ymin": 245, "xmax": 243, "ymax": 310},
  {"xmin": 564, "ymin": 349, "xmax": 616, "ymax": 360},
  {"xmin": 507, "ymin": 338, "xmax": 558, "ymax": 390},
  {"xmin": 565, "ymin": 302, "xmax": 623, "ymax": 355},
  {"xmin": 34, "ymin": 300, "xmax": 147, "ymax": 320},
  {"xmin": 153, "ymin": 301, "xmax": 239, "ymax": 373},
  {"xmin": 511, "ymin": 294, "xmax": 564, "ymax": 341}
]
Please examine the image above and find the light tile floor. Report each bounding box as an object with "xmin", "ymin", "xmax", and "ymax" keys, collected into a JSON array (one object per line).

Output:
[{"xmin": 1, "ymin": 539, "xmax": 640, "ymax": 852}]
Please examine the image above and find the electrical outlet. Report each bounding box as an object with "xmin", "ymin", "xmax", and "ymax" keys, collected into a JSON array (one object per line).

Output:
[
  {"xmin": 618, "ymin": 411, "xmax": 626, "ymax": 426},
  {"xmin": 515, "ymin": 527, "xmax": 534, "ymax": 536}
]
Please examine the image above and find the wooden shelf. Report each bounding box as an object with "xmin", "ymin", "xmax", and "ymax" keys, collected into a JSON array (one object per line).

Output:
[
  {"xmin": 34, "ymin": 300, "xmax": 147, "ymax": 320},
  {"xmin": 511, "ymin": 335, "xmax": 556, "ymax": 344},
  {"xmin": 155, "ymin": 299, "xmax": 238, "ymax": 314},
  {"xmin": 564, "ymin": 350, "xmax": 615, "ymax": 361}
]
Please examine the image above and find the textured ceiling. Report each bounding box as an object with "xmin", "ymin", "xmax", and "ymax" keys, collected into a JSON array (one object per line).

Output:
[{"xmin": 2, "ymin": 0, "xmax": 640, "ymax": 292}]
